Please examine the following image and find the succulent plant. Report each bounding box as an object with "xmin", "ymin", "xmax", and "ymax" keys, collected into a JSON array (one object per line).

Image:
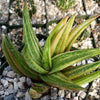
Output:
[
  {"xmin": 2, "ymin": 3, "xmax": 100, "ymax": 99},
  {"xmin": 55, "ymin": 0, "xmax": 75, "ymax": 11},
  {"xmin": 11, "ymin": 0, "xmax": 36, "ymax": 18}
]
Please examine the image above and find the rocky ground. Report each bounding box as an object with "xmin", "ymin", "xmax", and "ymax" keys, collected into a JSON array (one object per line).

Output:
[{"xmin": 0, "ymin": 0, "xmax": 100, "ymax": 100}]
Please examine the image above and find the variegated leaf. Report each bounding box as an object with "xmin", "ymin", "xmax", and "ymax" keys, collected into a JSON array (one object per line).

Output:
[
  {"xmin": 50, "ymin": 16, "xmax": 68, "ymax": 56},
  {"xmin": 63, "ymin": 61, "xmax": 100, "ymax": 79},
  {"xmin": 23, "ymin": 3, "xmax": 42, "ymax": 66},
  {"xmin": 40, "ymin": 72, "xmax": 84, "ymax": 91},
  {"xmin": 2, "ymin": 36, "xmax": 39, "ymax": 80},
  {"xmin": 65, "ymin": 15, "xmax": 99, "ymax": 51},
  {"xmin": 23, "ymin": 4, "xmax": 48, "ymax": 74},
  {"xmin": 42, "ymin": 36, "xmax": 52, "ymax": 71},
  {"xmin": 53, "ymin": 14, "xmax": 76, "ymax": 55},
  {"xmin": 72, "ymin": 70, "xmax": 100, "ymax": 86},
  {"xmin": 50, "ymin": 48, "xmax": 100, "ymax": 74}
]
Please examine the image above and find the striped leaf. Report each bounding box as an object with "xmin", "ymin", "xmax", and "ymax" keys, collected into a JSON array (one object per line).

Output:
[
  {"xmin": 63, "ymin": 61, "xmax": 100, "ymax": 79},
  {"xmin": 50, "ymin": 16, "xmax": 68, "ymax": 56},
  {"xmin": 50, "ymin": 48, "xmax": 100, "ymax": 74},
  {"xmin": 42, "ymin": 36, "xmax": 52, "ymax": 71},
  {"xmin": 23, "ymin": 4, "xmax": 47, "ymax": 74},
  {"xmin": 2, "ymin": 36, "xmax": 40, "ymax": 80},
  {"xmin": 40, "ymin": 72, "xmax": 84, "ymax": 91},
  {"xmin": 23, "ymin": 3, "xmax": 42, "ymax": 66},
  {"xmin": 72, "ymin": 70, "xmax": 100, "ymax": 86},
  {"xmin": 53, "ymin": 14, "xmax": 76, "ymax": 55},
  {"xmin": 23, "ymin": 46, "xmax": 48, "ymax": 74},
  {"xmin": 2, "ymin": 37, "xmax": 23, "ymax": 76},
  {"xmin": 65, "ymin": 15, "xmax": 99, "ymax": 51}
]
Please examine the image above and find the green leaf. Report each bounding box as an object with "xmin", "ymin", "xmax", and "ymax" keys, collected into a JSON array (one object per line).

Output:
[
  {"xmin": 23, "ymin": 3, "xmax": 42, "ymax": 66},
  {"xmin": 23, "ymin": 46, "xmax": 48, "ymax": 74},
  {"xmin": 53, "ymin": 14, "xmax": 76, "ymax": 55},
  {"xmin": 50, "ymin": 16, "xmax": 68, "ymax": 56},
  {"xmin": 3, "ymin": 36, "xmax": 39, "ymax": 80},
  {"xmin": 2, "ymin": 37, "xmax": 23, "ymax": 76},
  {"xmin": 23, "ymin": 3, "xmax": 48, "ymax": 74},
  {"xmin": 65, "ymin": 15, "xmax": 99, "ymax": 51},
  {"xmin": 50, "ymin": 48, "xmax": 100, "ymax": 74},
  {"xmin": 42, "ymin": 36, "xmax": 52, "ymax": 71},
  {"xmin": 31, "ymin": 83, "xmax": 50, "ymax": 94},
  {"xmin": 40, "ymin": 72, "xmax": 84, "ymax": 91},
  {"xmin": 72, "ymin": 70, "xmax": 100, "ymax": 86},
  {"xmin": 63, "ymin": 61, "xmax": 100, "ymax": 79}
]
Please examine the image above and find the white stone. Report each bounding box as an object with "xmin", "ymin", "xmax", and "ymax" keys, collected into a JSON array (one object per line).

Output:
[
  {"xmin": 5, "ymin": 91, "xmax": 9, "ymax": 95},
  {"xmin": 0, "ymin": 5, "xmax": 2, "ymax": 10},
  {"xmin": 16, "ymin": 92, "xmax": 24, "ymax": 98},
  {"xmin": 43, "ymin": 19, "xmax": 46, "ymax": 23},
  {"xmin": 1, "ymin": 25, "xmax": 6, "ymax": 29},
  {"xmin": 91, "ymin": 21, "xmax": 96, "ymax": 29},
  {"xmin": 66, "ymin": 93, "xmax": 71, "ymax": 98},
  {"xmin": 1, "ymin": 79, "xmax": 9, "ymax": 88},
  {"xmin": 7, "ymin": 71, "xmax": 16, "ymax": 78},
  {"xmin": 19, "ymin": 77, "xmax": 26, "ymax": 83},
  {"xmin": 25, "ymin": 91, "xmax": 32, "ymax": 100},
  {"xmin": 78, "ymin": 91, "xmax": 86, "ymax": 99},
  {"xmin": 58, "ymin": 90, "xmax": 65, "ymax": 98},
  {"xmin": 39, "ymin": 39, "xmax": 45, "ymax": 47},
  {"xmin": 72, "ymin": 97, "xmax": 78, "ymax": 100},
  {"xmin": 13, "ymin": 78, "xmax": 18, "ymax": 82},
  {"xmin": 6, "ymin": 78, "xmax": 13, "ymax": 83},
  {"xmin": 2, "ymin": 70, "xmax": 7, "ymax": 76},
  {"xmin": 81, "ymin": 83, "xmax": 89, "ymax": 88},
  {"xmin": 14, "ymin": 82, "xmax": 18, "ymax": 90},
  {"xmin": 92, "ymin": 82, "xmax": 97, "ymax": 88},
  {"xmin": 8, "ymin": 84, "xmax": 13, "ymax": 90},
  {"xmin": 18, "ymin": 82, "xmax": 24, "ymax": 89},
  {"xmin": 26, "ymin": 77, "xmax": 32, "ymax": 86},
  {"xmin": 0, "ymin": 91, "xmax": 4, "ymax": 95}
]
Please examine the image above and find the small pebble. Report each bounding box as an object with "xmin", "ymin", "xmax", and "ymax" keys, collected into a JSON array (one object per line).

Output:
[
  {"xmin": 72, "ymin": 96, "xmax": 78, "ymax": 100},
  {"xmin": 13, "ymin": 78, "xmax": 18, "ymax": 82},
  {"xmin": 58, "ymin": 90, "xmax": 65, "ymax": 98},
  {"xmin": 16, "ymin": 92, "xmax": 24, "ymax": 98},
  {"xmin": 78, "ymin": 91, "xmax": 86, "ymax": 99},
  {"xmin": 7, "ymin": 84, "xmax": 13, "ymax": 90},
  {"xmin": 25, "ymin": 91, "xmax": 32, "ymax": 100},
  {"xmin": 4, "ymin": 94, "xmax": 14, "ymax": 100},
  {"xmin": 14, "ymin": 82, "xmax": 18, "ymax": 90},
  {"xmin": 51, "ymin": 88, "xmax": 58, "ymax": 99},
  {"xmin": 19, "ymin": 77, "xmax": 26, "ymax": 83},
  {"xmin": 66, "ymin": 93, "xmax": 71, "ymax": 98},
  {"xmin": 7, "ymin": 71, "xmax": 16, "ymax": 78},
  {"xmin": 18, "ymin": 82, "xmax": 25, "ymax": 89},
  {"xmin": 6, "ymin": 78, "xmax": 13, "ymax": 82},
  {"xmin": 57, "ymin": 96, "xmax": 64, "ymax": 100},
  {"xmin": 2, "ymin": 70, "xmax": 7, "ymax": 76},
  {"xmin": 26, "ymin": 77, "xmax": 32, "ymax": 86},
  {"xmin": 5, "ymin": 91, "xmax": 9, "ymax": 95},
  {"xmin": 1, "ymin": 79, "xmax": 8, "ymax": 88},
  {"xmin": 41, "ymin": 95, "xmax": 50, "ymax": 100},
  {"xmin": 0, "ymin": 91, "xmax": 4, "ymax": 95}
]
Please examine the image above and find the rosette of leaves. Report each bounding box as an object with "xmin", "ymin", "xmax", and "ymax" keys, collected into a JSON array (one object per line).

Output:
[
  {"xmin": 55, "ymin": 0, "xmax": 75, "ymax": 11},
  {"xmin": 2, "ymin": 3, "xmax": 100, "ymax": 99},
  {"xmin": 11, "ymin": 0, "xmax": 36, "ymax": 18}
]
